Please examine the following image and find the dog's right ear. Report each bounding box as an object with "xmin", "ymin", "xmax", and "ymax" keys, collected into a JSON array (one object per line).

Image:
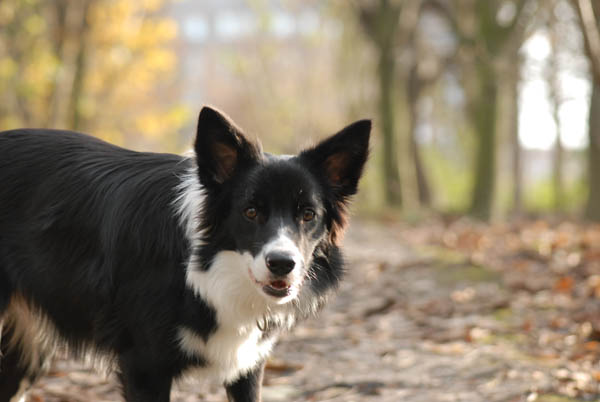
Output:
[{"xmin": 194, "ymin": 107, "xmax": 260, "ymax": 188}]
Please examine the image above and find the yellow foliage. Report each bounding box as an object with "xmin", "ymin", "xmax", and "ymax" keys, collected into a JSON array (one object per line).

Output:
[
  {"xmin": 0, "ymin": 115, "xmax": 21, "ymax": 130},
  {"xmin": 140, "ymin": 0, "xmax": 163, "ymax": 12},
  {"xmin": 0, "ymin": 0, "xmax": 188, "ymax": 150},
  {"xmin": 79, "ymin": 98, "xmax": 97, "ymax": 120},
  {"xmin": 0, "ymin": 58, "xmax": 17, "ymax": 79},
  {"xmin": 145, "ymin": 48, "xmax": 176, "ymax": 72},
  {"xmin": 0, "ymin": 2, "xmax": 16, "ymax": 24},
  {"xmin": 95, "ymin": 128, "xmax": 125, "ymax": 146},
  {"xmin": 135, "ymin": 105, "xmax": 190, "ymax": 140},
  {"xmin": 24, "ymin": 14, "xmax": 45, "ymax": 35}
]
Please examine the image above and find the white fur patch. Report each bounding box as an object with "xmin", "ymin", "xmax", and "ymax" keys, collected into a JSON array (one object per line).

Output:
[
  {"xmin": 183, "ymin": 251, "xmax": 297, "ymax": 382},
  {"xmin": 1, "ymin": 296, "xmax": 115, "ymax": 386},
  {"xmin": 178, "ymin": 325, "xmax": 275, "ymax": 383},
  {"xmin": 186, "ymin": 251, "xmax": 281, "ymax": 326},
  {"xmin": 173, "ymin": 157, "xmax": 204, "ymax": 241},
  {"xmin": 1, "ymin": 294, "xmax": 57, "ymax": 375}
]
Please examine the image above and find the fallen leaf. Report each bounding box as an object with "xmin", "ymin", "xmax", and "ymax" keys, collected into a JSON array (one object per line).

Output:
[{"xmin": 553, "ymin": 276, "xmax": 574, "ymax": 293}]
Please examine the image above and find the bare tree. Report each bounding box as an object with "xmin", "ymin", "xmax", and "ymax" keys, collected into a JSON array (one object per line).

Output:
[
  {"xmin": 548, "ymin": 0, "xmax": 566, "ymax": 211},
  {"xmin": 429, "ymin": 0, "xmax": 533, "ymax": 219},
  {"xmin": 506, "ymin": 52, "xmax": 524, "ymax": 215},
  {"xmin": 573, "ymin": 0, "xmax": 600, "ymax": 220},
  {"xmin": 358, "ymin": 0, "xmax": 404, "ymax": 206},
  {"xmin": 405, "ymin": 16, "xmax": 456, "ymax": 208},
  {"xmin": 357, "ymin": 0, "xmax": 423, "ymax": 208},
  {"xmin": 407, "ymin": 61, "xmax": 433, "ymax": 207}
]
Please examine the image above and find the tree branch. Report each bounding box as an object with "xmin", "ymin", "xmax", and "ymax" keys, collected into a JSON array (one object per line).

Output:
[
  {"xmin": 423, "ymin": 0, "xmax": 472, "ymax": 45},
  {"xmin": 574, "ymin": 0, "xmax": 600, "ymax": 81},
  {"xmin": 500, "ymin": 0, "xmax": 530, "ymax": 38},
  {"xmin": 504, "ymin": 0, "xmax": 540, "ymax": 56}
]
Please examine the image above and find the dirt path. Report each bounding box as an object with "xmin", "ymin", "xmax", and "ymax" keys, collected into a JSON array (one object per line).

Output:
[{"xmin": 27, "ymin": 220, "xmax": 600, "ymax": 401}]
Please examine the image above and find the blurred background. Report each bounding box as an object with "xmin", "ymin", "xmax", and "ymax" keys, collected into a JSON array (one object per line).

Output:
[{"xmin": 2, "ymin": 0, "xmax": 599, "ymax": 222}]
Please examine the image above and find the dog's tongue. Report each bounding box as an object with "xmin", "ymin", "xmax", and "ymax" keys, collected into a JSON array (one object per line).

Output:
[{"xmin": 270, "ymin": 280, "xmax": 288, "ymax": 289}]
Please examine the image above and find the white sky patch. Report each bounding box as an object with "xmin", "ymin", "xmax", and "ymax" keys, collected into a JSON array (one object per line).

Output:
[
  {"xmin": 271, "ymin": 11, "xmax": 296, "ymax": 37},
  {"xmin": 519, "ymin": 78, "xmax": 557, "ymax": 151},
  {"xmin": 519, "ymin": 30, "xmax": 589, "ymax": 150},
  {"xmin": 523, "ymin": 31, "xmax": 551, "ymax": 61},
  {"xmin": 559, "ymin": 98, "xmax": 589, "ymax": 148}
]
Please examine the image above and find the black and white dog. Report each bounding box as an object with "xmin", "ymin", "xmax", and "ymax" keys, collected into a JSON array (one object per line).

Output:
[{"xmin": 0, "ymin": 107, "xmax": 370, "ymax": 402}]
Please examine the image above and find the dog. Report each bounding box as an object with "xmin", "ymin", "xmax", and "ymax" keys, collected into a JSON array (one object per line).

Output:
[{"xmin": 0, "ymin": 106, "xmax": 370, "ymax": 402}]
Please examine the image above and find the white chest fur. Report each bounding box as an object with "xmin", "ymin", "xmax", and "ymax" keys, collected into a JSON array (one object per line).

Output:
[
  {"xmin": 179, "ymin": 251, "xmax": 293, "ymax": 383},
  {"xmin": 178, "ymin": 324, "xmax": 275, "ymax": 383}
]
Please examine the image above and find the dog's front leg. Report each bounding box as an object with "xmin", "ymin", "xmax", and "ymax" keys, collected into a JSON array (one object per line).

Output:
[
  {"xmin": 117, "ymin": 354, "xmax": 172, "ymax": 402},
  {"xmin": 224, "ymin": 361, "xmax": 265, "ymax": 402}
]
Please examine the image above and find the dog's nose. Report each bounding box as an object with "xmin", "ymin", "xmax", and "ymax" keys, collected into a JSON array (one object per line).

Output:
[{"xmin": 265, "ymin": 252, "xmax": 295, "ymax": 276}]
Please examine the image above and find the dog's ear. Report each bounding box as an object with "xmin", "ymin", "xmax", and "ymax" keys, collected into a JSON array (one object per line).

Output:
[
  {"xmin": 300, "ymin": 119, "xmax": 371, "ymax": 202},
  {"xmin": 194, "ymin": 106, "xmax": 260, "ymax": 187}
]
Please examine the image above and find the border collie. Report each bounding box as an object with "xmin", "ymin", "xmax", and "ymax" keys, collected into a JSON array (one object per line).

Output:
[{"xmin": 0, "ymin": 107, "xmax": 370, "ymax": 402}]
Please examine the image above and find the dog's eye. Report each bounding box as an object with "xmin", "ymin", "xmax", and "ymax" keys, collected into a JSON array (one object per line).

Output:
[
  {"xmin": 244, "ymin": 207, "xmax": 258, "ymax": 220},
  {"xmin": 302, "ymin": 208, "xmax": 316, "ymax": 222}
]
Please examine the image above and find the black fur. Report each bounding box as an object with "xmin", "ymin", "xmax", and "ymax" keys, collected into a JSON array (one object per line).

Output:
[
  {"xmin": 225, "ymin": 361, "xmax": 265, "ymax": 402},
  {"xmin": 0, "ymin": 107, "xmax": 370, "ymax": 401},
  {"xmin": 0, "ymin": 326, "xmax": 35, "ymax": 402}
]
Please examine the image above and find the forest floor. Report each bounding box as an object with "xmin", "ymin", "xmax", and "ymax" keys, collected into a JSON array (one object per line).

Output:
[{"xmin": 27, "ymin": 219, "xmax": 600, "ymax": 402}]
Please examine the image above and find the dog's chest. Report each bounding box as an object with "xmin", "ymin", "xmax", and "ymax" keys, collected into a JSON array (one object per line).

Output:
[
  {"xmin": 178, "ymin": 251, "xmax": 293, "ymax": 383},
  {"xmin": 178, "ymin": 323, "xmax": 276, "ymax": 383}
]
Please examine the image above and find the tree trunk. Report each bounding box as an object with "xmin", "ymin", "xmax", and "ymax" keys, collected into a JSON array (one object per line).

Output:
[
  {"xmin": 358, "ymin": 0, "xmax": 403, "ymax": 207},
  {"xmin": 549, "ymin": 2, "xmax": 565, "ymax": 212},
  {"xmin": 469, "ymin": 63, "xmax": 498, "ymax": 220},
  {"xmin": 379, "ymin": 48, "xmax": 402, "ymax": 206},
  {"xmin": 574, "ymin": 0, "xmax": 600, "ymax": 220},
  {"xmin": 585, "ymin": 78, "xmax": 600, "ymax": 220},
  {"xmin": 407, "ymin": 70, "xmax": 431, "ymax": 207},
  {"xmin": 45, "ymin": 0, "xmax": 68, "ymax": 128},
  {"xmin": 67, "ymin": 0, "xmax": 92, "ymax": 131},
  {"xmin": 551, "ymin": 86, "xmax": 565, "ymax": 211},
  {"xmin": 552, "ymin": 135, "xmax": 565, "ymax": 210},
  {"xmin": 409, "ymin": 115, "xmax": 431, "ymax": 207},
  {"xmin": 508, "ymin": 64, "xmax": 522, "ymax": 215}
]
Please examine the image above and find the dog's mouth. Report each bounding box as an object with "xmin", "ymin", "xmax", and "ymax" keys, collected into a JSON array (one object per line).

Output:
[
  {"xmin": 247, "ymin": 268, "xmax": 295, "ymax": 299},
  {"xmin": 263, "ymin": 280, "xmax": 291, "ymax": 298}
]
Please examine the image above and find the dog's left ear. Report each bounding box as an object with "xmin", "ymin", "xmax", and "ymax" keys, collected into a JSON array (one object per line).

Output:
[
  {"xmin": 300, "ymin": 119, "xmax": 371, "ymax": 202},
  {"xmin": 194, "ymin": 106, "xmax": 260, "ymax": 188}
]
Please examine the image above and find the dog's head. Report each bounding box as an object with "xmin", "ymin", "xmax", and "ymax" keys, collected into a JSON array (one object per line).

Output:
[{"xmin": 192, "ymin": 107, "xmax": 370, "ymax": 306}]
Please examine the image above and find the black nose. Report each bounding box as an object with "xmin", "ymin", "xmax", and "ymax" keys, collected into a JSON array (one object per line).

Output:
[{"xmin": 265, "ymin": 252, "xmax": 295, "ymax": 276}]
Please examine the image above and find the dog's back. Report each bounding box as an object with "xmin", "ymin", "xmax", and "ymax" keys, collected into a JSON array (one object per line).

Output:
[{"xmin": 0, "ymin": 130, "xmax": 193, "ymax": 400}]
